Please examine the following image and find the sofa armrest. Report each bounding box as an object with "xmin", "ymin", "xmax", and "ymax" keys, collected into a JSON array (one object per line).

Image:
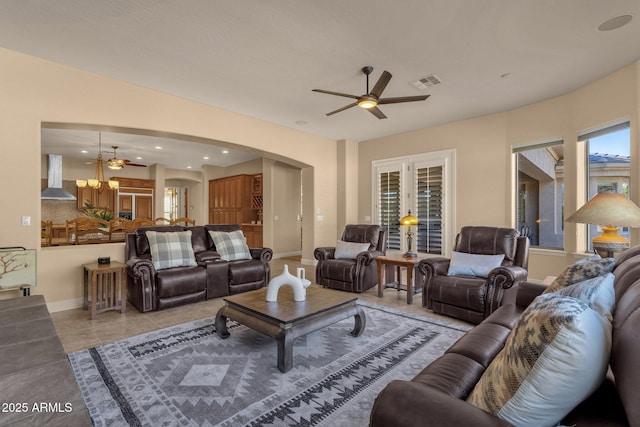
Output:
[
  {"xmin": 370, "ymin": 380, "xmax": 512, "ymax": 427},
  {"xmin": 126, "ymin": 257, "xmax": 157, "ymax": 312},
  {"xmin": 250, "ymin": 247, "xmax": 273, "ymax": 263},
  {"xmin": 196, "ymin": 250, "xmax": 221, "ymax": 264},
  {"xmin": 356, "ymin": 250, "xmax": 384, "ymax": 266},
  {"xmin": 488, "ymin": 266, "xmax": 528, "ymax": 290},
  {"xmin": 314, "ymin": 247, "xmax": 336, "ymax": 261},
  {"xmin": 483, "ymin": 266, "xmax": 528, "ymax": 317},
  {"xmin": 126, "ymin": 257, "xmax": 155, "ymax": 278},
  {"xmin": 515, "ymin": 281, "xmax": 547, "ymax": 308},
  {"xmin": 419, "ymin": 257, "xmax": 451, "ymax": 277}
]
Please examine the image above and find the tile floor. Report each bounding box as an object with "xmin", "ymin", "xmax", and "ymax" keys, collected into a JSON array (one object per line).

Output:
[{"xmin": 51, "ymin": 257, "xmax": 468, "ymax": 354}]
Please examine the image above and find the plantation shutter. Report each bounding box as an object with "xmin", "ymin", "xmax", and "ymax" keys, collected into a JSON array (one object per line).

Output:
[
  {"xmin": 415, "ymin": 165, "xmax": 443, "ymax": 254},
  {"xmin": 378, "ymin": 170, "xmax": 401, "ymax": 250}
]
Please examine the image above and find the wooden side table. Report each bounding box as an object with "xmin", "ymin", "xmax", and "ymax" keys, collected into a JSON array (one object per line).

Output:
[
  {"xmin": 82, "ymin": 261, "xmax": 126, "ymax": 319},
  {"xmin": 376, "ymin": 254, "xmax": 426, "ymax": 304}
]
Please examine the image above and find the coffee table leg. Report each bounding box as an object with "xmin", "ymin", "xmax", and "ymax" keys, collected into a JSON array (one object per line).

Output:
[
  {"xmin": 215, "ymin": 307, "xmax": 230, "ymax": 339},
  {"xmin": 276, "ymin": 329, "xmax": 295, "ymax": 373},
  {"xmin": 351, "ymin": 306, "xmax": 366, "ymax": 337}
]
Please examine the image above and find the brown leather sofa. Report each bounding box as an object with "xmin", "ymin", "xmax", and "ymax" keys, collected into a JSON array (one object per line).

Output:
[
  {"xmin": 125, "ymin": 224, "xmax": 272, "ymax": 312},
  {"xmin": 314, "ymin": 224, "xmax": 387, "ymax": 292},
  {"xmin": 419, "ymin": 226, "xmax": 529, "ymax": 324},
  {"xmin": 370, "ymin": 245, "xmax": 640, "ymax": 427},
  {"xmin": 0, "ymin": 295, "xmax": 92, "ymax": 426}
]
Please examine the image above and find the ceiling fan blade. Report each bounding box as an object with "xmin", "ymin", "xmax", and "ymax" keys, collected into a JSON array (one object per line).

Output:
[
  {"xmin": 378, "ymin": 95, "xmax": 430, "ymax": 104},
  {"xmin": 370, "ymin": 71, "xmax": 392, "ymax": 98},
  {"xmin": 368, "ymin": 106, "xmax": 387, "ymax": 119},
  {"xmin": 123, "ymin": 162, "xmax": 147, "ymax": 167},
  {"xmin": 312, "ymin": 89, "xmax": 359, "ymax": 100},
  {"xmin": 326, "ymin": 102, "xmax": 358, "ymax": 116}
]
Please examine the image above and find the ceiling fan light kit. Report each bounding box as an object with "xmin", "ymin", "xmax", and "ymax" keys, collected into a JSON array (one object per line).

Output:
[{"xmin": 313, "ymin": 66, "xmax": 430, "ymax": 119}]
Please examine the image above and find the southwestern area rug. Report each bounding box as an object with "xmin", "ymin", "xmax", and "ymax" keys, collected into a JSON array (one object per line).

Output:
[{"xmin": 69, "ymin": 300, "xmax": 470, "ymax": 427}]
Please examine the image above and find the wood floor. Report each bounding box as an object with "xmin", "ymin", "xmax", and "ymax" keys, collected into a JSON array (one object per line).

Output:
[{"xmin": 51, "ymin": 257, "xmax": 467, "ymax": 354}]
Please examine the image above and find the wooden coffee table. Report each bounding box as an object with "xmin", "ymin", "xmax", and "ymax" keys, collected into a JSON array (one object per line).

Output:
[{"xmin": 215, "ymin": 286, "xmax": 366, "ymax": 373}]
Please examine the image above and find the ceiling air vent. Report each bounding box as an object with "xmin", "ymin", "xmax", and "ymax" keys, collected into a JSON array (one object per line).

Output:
[{"xmin": 410, "ymin": 74, "xmax": 442, "ymax": 90}]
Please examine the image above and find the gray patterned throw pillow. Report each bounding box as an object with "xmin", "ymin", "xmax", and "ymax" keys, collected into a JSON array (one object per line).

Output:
[
  {"xmin": 146, "ymin": 230, "xmax": 197, "ymax": 270},
  {"xmin": 208, "ymin": 230, "xmax": 252, "ymax": 261},
  {"xmin": 543, "ymin": 255, "xmax": 615, "ymax": 294},
  {"xmin": 467, "ymin": 292, "xmax": 611, "ymax": 426}
]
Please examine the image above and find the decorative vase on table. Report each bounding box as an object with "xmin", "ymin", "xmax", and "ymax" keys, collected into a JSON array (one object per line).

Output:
[{"xmin": 265, "ymin": 264, "xmax": 311, "ymax": 302}]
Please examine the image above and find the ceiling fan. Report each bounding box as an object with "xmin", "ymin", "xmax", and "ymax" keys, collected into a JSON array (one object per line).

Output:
[
  {"xmin": 107, "ymin": 146, "xmax": 147, "ymax": 170},
  {"xmin": 312, "ymin": 66, "xmax": 430, "ymax": 119}
]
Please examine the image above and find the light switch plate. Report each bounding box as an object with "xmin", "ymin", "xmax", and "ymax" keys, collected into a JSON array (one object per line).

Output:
[{"xmin": 21, "ymin": 216, "xmax": 31, "ymax": 226}]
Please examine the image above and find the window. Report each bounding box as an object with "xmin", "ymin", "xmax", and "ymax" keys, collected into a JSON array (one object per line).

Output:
[
  {"xmin": 514, "ymin": 140, "xmax": 564, "ymax": 249},
  {"xmin": 373, "ymin": 150, "xmax": 455, "ymax": 255},
  {"xmin": 378, "ymin": 170, "xmax": 401, "ymax": 250},
  {"xmin": 415, "ymin": 163, "xmax": 443, "ymax": 254},
  {"xmin": 580, "ymin": 122, "xmax": 630, "ymax": 250}
]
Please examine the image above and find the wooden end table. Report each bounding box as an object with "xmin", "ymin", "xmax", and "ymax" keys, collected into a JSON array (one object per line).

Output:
[
  {"xmin": 215, "ymin": 286, "xmax": 365, "ymax": 373},
  {"xmin": 376, "ymin": 254, "xmax": 426, "ymax": 304},
  {"xmin": 82, "ymin": 261, "xmax": 126, "ymax": 320}
]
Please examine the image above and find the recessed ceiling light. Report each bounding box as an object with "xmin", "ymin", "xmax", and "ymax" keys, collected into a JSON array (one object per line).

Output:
[
  {"xmin": 80, "ymin": 150, "xmax": 88, "ymax": 154},
  {"xmin": 295, "ymin": 120, "xmax": 308, "ymax": 125},
  {"xmin": 597, "ymin": 14, "xmax": 632, "ymax": 31},
  {"xmin": 155, "ymin": 146, "xmax": 163, "ymax": 150},
  {"xmin": 222, "ymin": 150, "xmax": 229, "ymax": 154},
  {"xmin": 136, "ymin": 156, "xmax": 143, "ymax": 160},
  {"xmin": 187, "ymin": 166, "xmax": 192, "ymax": 169},
  {"xmin": 203, "ymin": 156, "xmax": 209, "ymax": 160}
]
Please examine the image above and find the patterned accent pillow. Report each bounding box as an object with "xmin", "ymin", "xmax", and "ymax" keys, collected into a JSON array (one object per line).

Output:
[
  {"xmin": 467, "ymin": 293, "xmax": 611, "ymax": 426},
  {"xmin": 553, "ymin": 273, "xmax": 615, "ymax": 320},
  {"xmin": 334, "ymin": 240, "xmax": 370, "ymax": 259},
  {"xmin": 543, "ymin": 255, "xmax": 615, "ymax": 293},
  {"xmin": 145, "ymin": 230, "xmax": 197, "ymax": 270},
  {"xmin": 208, "ymin": 230, "xmax": 252, "ymax": 261}
]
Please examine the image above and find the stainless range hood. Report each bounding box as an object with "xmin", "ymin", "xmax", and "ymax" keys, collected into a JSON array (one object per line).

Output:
[{"xmin": 41, "ymin": 154, "xmax": 77, "ymax": 201}]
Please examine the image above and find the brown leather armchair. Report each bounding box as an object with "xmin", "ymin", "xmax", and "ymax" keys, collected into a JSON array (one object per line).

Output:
[
  {"xmin": 314, "ymin": 224, "xmax": 387, "ymax": 293},
  {"xmin": 419, "ymin": 226, "xmax": 529, "ymax": 324}
]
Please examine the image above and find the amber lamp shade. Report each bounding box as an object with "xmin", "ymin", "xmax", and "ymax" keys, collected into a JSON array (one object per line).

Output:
[
  {"xmin": 399, "ymin": 211, "xmax": 420, "ymax": 258},
  {"xmin": 566, "ymin": 192, "xmax": 640, "ymax": 257}
]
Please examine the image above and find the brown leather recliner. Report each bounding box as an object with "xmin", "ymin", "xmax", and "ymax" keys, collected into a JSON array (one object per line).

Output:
[
  {"xmin": 419, "ymin": 226, "xmax": 529, "ymax": 324},
  {"xmin": 204, "ymin": 224, "xmax": 272, "ymax": 296},
  {"xmin": 314, "ymin": 224, "xmax": 387, "ymax": 293}
]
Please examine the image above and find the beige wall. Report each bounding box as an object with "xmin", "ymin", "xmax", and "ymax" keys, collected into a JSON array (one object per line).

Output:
[
  {"xmin": 359, "ymin": 61, "xmax": 640, "ymax": 280},
  {"xmin": 267, "ymin": 162, "xmax": 302, "ymax": 256},
  {"xmin": 4, "ymin": 44, "xmax": 640, "ymax": 309},
  {"xmin": 337, "ymin": 139, "xmax": 360, "ymax": 234},
  {"xmin": 0, "ymin": 47, "xmax": 337, "ymax": 308}
]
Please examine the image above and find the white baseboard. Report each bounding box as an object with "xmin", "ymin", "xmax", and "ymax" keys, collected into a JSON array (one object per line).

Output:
[{"xmin": 47, "ymin": 297, "xmax": 83, "ymax": 313}]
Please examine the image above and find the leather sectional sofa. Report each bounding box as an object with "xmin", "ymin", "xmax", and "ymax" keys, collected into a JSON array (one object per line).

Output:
[
  {"xmin": 125, "ymin": 224, "xmax": 272, "ymax": 312},
  {"xmin": 0, "ymin": 295, "xmax": 92, "ymax": 426},
  {"xmin": 370, "ymin": 245, "xmax": 640, "ymax": 427}
]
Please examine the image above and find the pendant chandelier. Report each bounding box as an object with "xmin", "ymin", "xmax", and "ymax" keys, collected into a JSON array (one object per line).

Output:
[{"xmin": 76, "ymin": 132, "xmax": 119, "ymax": 190}]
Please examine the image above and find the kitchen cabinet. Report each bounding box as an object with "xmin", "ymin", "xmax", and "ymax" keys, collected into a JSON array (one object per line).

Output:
[
  {"xmin": 209, "ymin": 174, "xmax": 257, "ymax": 225},
  {"xmin": 76, "ymin": 184, "xmax": 117, "ymax": 213},
  {"xmin": 241, "ymin": 224, "xmax": 263, "ymax": 247},
  {"xmin": 112, "ymin": 177, "xmax": 155, "ymax": 219}
]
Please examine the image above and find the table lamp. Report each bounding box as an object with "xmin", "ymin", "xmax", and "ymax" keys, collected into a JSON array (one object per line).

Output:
[
  {"xmin": 399, "ymin": 210, "xmax": 420, "ymax": 258},
  {"xmin": 565, "ymin": 192, "xmax": 640, "ymax": 257}
]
